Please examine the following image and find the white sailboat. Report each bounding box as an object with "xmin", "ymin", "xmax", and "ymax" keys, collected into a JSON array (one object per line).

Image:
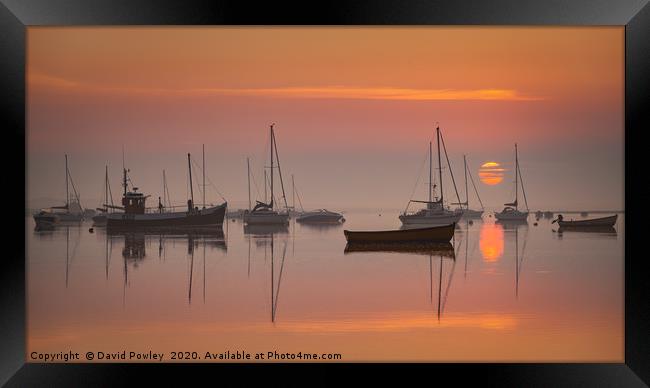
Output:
[
  {"xmin": 494, "ymin": 143, "xmax": 529, "ymax": 221},
  {"xmin": 33, "ymin": 154, "xmax": 84, "ymax": 228},
  {"xmin": 399, "ymin": 125, "xmax": 463, "ymax": 226},
  {"xmin": 453, "ymin": 155, "xmax": 484, "ymax": 218},
  {"xmin": 243, "ymin": 124, "xmax": 290, "ymax": 225}
]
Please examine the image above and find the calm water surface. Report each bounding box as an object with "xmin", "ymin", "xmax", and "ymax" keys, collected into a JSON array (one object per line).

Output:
[{"xmin": 27, "ymin": 210, "xmax": 624, "ymax": 362}]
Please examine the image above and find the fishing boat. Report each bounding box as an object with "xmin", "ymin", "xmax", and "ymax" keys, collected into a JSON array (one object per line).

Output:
[
  {"xmin": 33, "ymin": 154, "xmax": 84, "ymax": 228},
  {"xmin": 452, "ymin": 155, "xmax": 484, "ymax": 218},
  {"xmin": 106, "ymin": 149, "xmax": 227, "ymax": 230},
  {"xmin": 344, "ymin": 223, "xmax": 455, "ymax": 244},
  {"xmin": 243, "ymin": 124, "xmax": 290, "ymax": 225},
  {"xmin": 92, "ymin": 165, "xmax": 117, "ymax": 225},
  {"xmin": 399, "ymin": 126, "xmax": 463, "ymax": 226},
  {"xmin": 495, "ymin": 144, "xmax": 529, "ymax": 222},
  {"xmin": 553, "ymin": 214, "xmax": 617, "ymax": 228}
]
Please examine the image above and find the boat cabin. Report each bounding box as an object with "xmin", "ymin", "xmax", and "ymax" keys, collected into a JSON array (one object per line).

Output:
[{"xmin": 122, "ymin": 188, "xmax": 148, "ymax": 214}]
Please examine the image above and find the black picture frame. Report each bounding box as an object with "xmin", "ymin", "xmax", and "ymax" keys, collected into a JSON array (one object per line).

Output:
[{"xmin": 2, "ymin": 0, "xmax": 648, "ymax": 386}]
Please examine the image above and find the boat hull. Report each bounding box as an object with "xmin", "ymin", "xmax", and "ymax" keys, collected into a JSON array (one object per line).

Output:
[
  {"xmin": 33, "ymin": 213, "xmax": 59, "ymax": 229},
  {"xmin": 296, "ymin": 214, "xmax": 344, "ymax": 223},
  {"xmin": 106, "ymin": 203, "xmax": 226, "ymax": 230},
  {"xmin": 344, "ymin": 223, "xmax": 455, "ymax": 244},
  {"xmin": 92, "ymin": 214, "xmax": 107, "ymax": 225},
  {"xmin": 399, "ymin": 212, "xmax": 462, "ymax": 225},
  {"xmin": 460, "ymin": 209, "xmax": 484, "ymax": 219},
  {"xmin": 243, "ymin": 211, "xmax": 290, "ymax": 225},
  {"xmin": 494, "ymin": 211, "xmax": 529, "ymax": 221},
  {"xmin": 558, "ymin": 214, "xmax": 617, "ymax": 228}
]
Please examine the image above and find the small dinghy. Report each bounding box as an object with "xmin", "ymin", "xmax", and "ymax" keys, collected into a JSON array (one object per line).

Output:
[
  {"xmin": 552, "ymin": 214, "xmax": 617, "ymax": 228},
  {"xmin": 343, "ymin": 223, "xmax": 455, "ymax": 244}
]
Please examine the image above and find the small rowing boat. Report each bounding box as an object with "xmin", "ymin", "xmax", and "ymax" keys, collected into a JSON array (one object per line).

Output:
[
  {"xmin": 553, "ymin": 214, "xmax": 617, "ymax": 228},
  {"xmin": 343, "ymin": 223, "xmax": 455, "ymax": 244}
]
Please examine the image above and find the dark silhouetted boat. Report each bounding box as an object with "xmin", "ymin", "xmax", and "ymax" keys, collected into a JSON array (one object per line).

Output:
[
  {"xmin": 553, "ymin": 214, "xmax": 617, "ymax": 228},
  {"xmin": 344, "ymin": 223, "xmax": 455, "ymax": 244},
  {"xmin": 106, "ymin": 151, "xmax": 226, "ymax": 230}
]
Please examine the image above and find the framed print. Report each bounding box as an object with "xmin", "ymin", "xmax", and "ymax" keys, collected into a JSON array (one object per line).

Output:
[{"xmin": 2, "ymin": 0, "xmax": 649, "ymax": 386}]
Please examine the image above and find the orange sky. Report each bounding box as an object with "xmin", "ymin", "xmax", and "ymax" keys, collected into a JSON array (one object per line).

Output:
[{"xmin": 27, "ymin": 27, "xmax": 624, "ymax": 210}]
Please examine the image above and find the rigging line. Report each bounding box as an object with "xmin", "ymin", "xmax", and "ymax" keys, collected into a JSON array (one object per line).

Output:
[
  {"xmin": 271, "ymin": 129, "xmax": 289, "ymax": 210},
  {"xmin": 403, "ymin": 143, "xmax": 430, "ymax": 214},
  {"xmin": 273, "ymin": 239, "xmax": 288, "ymax": 319},
  {"xmin": 248, "ymin": 160, "xmax": 263, "ymax": 201},
  {"xmin": 466, "ymin": 159, "xmax": 484, "ymax": 209},
  {"xmin": 293, "ymin": 181, "xmax": 306, "ymax": 212},
  {"xmin": 441, "ymin": 256, "xmax": 457, "ymax": 314},
  {"xmin": 517, "ymin": 159, "xmax": 529, "ymax": 211},
  {"xmin": 518, "ymin": 226, "xmax": 530, "ymax": 278},
  {"xmin": 439, "ymin": 130, "xmax": 462, "ymax": 207},
  {"xmin": 190, "ymin": 157, "xmax": 227, "ymax": 203}
]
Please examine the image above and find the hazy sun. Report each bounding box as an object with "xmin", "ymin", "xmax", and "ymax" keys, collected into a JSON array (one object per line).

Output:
[{"xmin": 479, "ymin": 162, "xmax": 505, "ymax": 185}]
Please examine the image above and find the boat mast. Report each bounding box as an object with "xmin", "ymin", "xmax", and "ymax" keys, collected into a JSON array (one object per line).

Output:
[
  {"xmin": 271, "ymin": 127, "xmax": 289, "ymax": 210},
  {"xmin": 105, "ymin": 165, "xmax": 109, "ymax": 211},
  {"xmin": 65, "ymin": 154, "xmax": 69, "ymax": 207},
  {"xmin": 264, "ymin": 170, "xmax": 268, "ymax": 203},
  {"xmin": 464, "ymin": 155, "xmax": 469, "ymax": 209},
  {"xmin": 188, "ymin": 153, "xmax": 194, "ymax": 210},
  {"xmin": 292, "ymin": 174, "xmax": 295, "ymax": 211},
  {"xmin": 436, "ymin": 126, "xmax": 443, "ymax": 204},
  {"xmin": 202, "ymin": 144, "xmax": 206, "ymax": 209},
  {"xmin": 429, "ymin": 141, "xmax": 433, "ymax": 203},
  {"xmin": 515, "ymin": 143, "xmax": 519, "ymax": 211},
  {"xmin": 122, "ymin": 146, "xmax": 127, "ymax": 196},
  {"xmin": 517, "ymin": 145, "xmax": 529, "ymax": 211},
  {"xmin": 247, "ymin": 157, "xmax": 251, "ymax": 211},
  {"xmin": 270, "ymin": 124, "xmax": 274, "ymax": 209}
]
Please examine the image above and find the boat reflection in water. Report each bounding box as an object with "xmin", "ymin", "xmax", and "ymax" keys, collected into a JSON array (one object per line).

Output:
[
  {"xmin": 106, "ymin": 228, "xmax": 227, "ymax": 305},
  {"xmin": 243, "ymin": 223, "xmax": 289, "ymax": 236},
  {"xmin": 557, "ymin": 225, "xmax": 617, "ymax": 238},
  {"xmin": 298, "ymin": 222, "xmax": 344, "ymax": 233},
  {"xmin": 344, "ymin": 240, "xmax": 457, "ymax": 321}
]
